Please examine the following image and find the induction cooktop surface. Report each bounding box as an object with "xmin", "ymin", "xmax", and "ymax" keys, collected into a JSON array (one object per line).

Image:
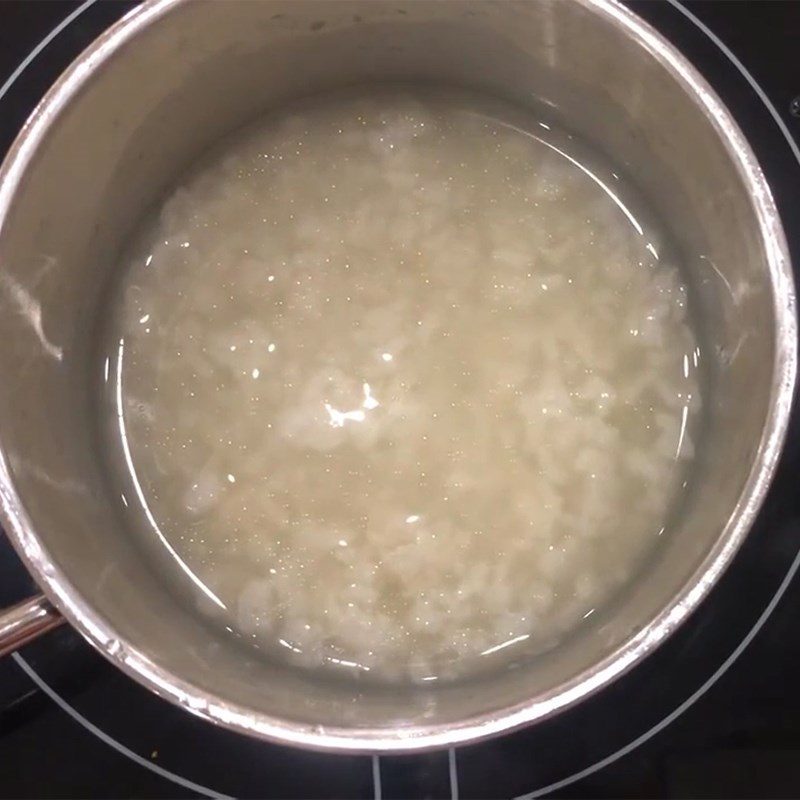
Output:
[{"xmin": 1, "ymin": 2, "xmax": 799, "ymax": 798}]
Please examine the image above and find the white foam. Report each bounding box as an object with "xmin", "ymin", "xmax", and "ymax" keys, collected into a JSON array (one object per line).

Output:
[{"xmin": 106, "ymin": 92, "xmax": 701, "ymax": 683}]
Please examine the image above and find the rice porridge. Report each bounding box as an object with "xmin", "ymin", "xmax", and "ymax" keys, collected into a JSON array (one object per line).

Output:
[{"xmin": 101, "ymin": 91, "xmax": 701, "ymax": 683}]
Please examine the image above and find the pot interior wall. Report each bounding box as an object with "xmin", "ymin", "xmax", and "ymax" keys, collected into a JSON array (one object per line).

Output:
[{"xmin": 0, "ymin": 0, "xmax": 780, "ymax": 738}]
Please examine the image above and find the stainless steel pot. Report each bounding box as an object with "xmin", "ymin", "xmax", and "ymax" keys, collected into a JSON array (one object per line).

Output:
[{"xmin": 0, "ymin": 0, "xmax": 795, "ymax": 752}]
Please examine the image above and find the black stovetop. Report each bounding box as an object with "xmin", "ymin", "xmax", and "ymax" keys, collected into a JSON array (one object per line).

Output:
[{"xmin": 1, "ymin": 2, "xmax": 799, "ymax": 798}]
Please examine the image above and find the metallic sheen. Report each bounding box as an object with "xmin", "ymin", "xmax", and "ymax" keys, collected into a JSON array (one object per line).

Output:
[
  {"xmin": 0, "ymin": 0, "xmax": 795, "ymax": 751},
  {"xmin": 0, "ymin": 594, "xmax": 64, "ymax": 657}
]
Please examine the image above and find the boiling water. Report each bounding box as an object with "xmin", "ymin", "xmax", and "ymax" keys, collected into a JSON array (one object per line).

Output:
[{"xmin": 101, "ymin": 91, "xmax": 701, "ymax": 683}]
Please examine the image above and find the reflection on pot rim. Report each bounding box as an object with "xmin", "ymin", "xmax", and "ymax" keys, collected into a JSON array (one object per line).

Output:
[{"xmin": 0, "ymin": 0, "xmax": 794, "ymax": 752}]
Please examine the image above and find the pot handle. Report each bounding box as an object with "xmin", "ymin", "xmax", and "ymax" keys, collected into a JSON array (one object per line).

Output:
[{"xmin": 0, "ymin": 594, "xmax": 65, "ymax": 657}]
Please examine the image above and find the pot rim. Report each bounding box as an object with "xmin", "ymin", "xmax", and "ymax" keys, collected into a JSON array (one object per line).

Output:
[{"xmin": 0, "ymin": 0, "xmax": 795, "ymax": 753}]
